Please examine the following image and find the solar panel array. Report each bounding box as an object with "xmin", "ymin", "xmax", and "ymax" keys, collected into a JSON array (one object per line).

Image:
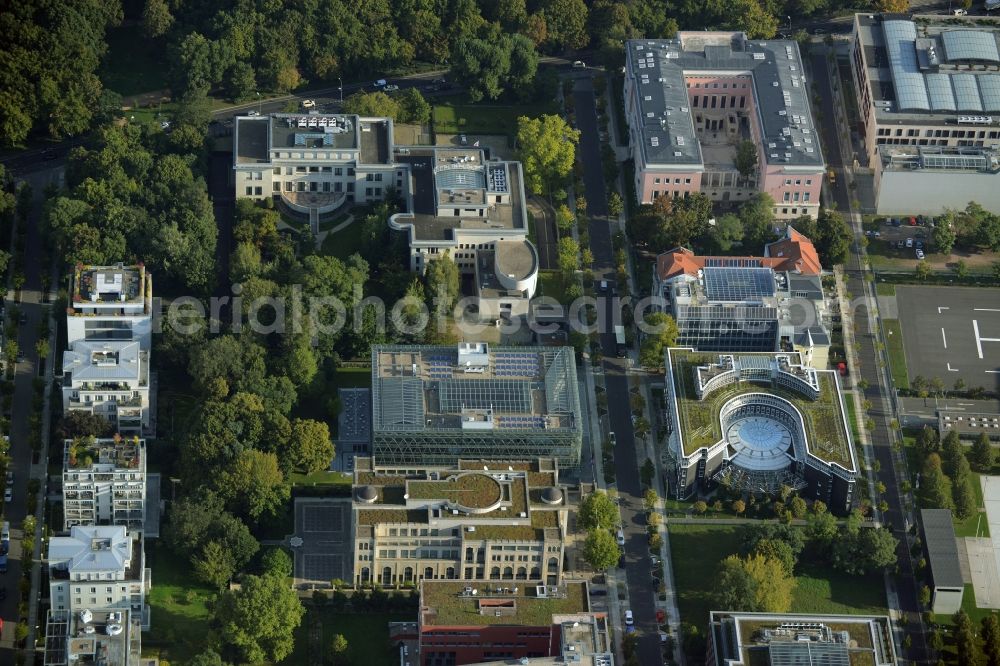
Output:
[
  {"xmin": 496, "ymin": 416, "xmax": 547, "ymax": 429},
  {"xmin": 424, "ymin": 354, "xmax": 455, "ymax": 379},
  {"xmin": 704, "ymin": 258, "xmax": 764, "ymax": 268},
  {"xmin": 703, "ymin": 267, "xmax": 776, "ymax": 302},
  {"xmin": 882, "ymin": 21, "xmax": 1000, "ymax": 112},
  {"xmin": 768, "ymin": 640, "xmax": 850, "ymax": 666},
  {"xmin": 436, "ymin": 167, "xmax": 485, "ymax": 190},
  {"xmin": 438, "ymin": 378, "xmax": 533, "ymax": 414},
  {"xmin": 294, "ymin": 132, "xmax": 334, "ymax": 146},
  {"xmin": 921, "ymin": 151, "xmax": 989, "ymax": 170},
  {"xmin": 493, "ymin": 352, "xmax": 540, "ymax": 377},
  {"xmin": 377, "ymin": 377, "xmax": 425, "ymax": 429}
]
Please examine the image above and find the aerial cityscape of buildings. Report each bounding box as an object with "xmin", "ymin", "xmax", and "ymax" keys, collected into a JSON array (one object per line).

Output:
[{"xmin": 3, "ymin": 6, "xmax": 1000, "ymax": 666}]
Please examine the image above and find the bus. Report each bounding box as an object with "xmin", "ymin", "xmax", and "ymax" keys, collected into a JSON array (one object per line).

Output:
[{"xmin": 614, "ymin": 326, "xmax": 626, "ymax": 358}]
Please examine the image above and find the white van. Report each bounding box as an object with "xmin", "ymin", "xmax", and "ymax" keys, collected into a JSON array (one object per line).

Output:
[{"xmin": 374, "ymin": 79, "xmax": 387, "ymax": 88}]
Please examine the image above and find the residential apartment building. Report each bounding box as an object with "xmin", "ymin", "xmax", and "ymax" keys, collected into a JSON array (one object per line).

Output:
[
  {"xmin": 63, "ymin": 437, "xmax": 146, "ymax": 532},
  {"xmin": 43, "ymin": 608, "xmax": 142, "ymax": 666},
  {"xmin": 46, "ymin": 525, "xmax": 149, "ymax": 626},
  {"xmin": 418, "ymin": 580, "xmax": 602, "ymax": 666},
  {"xmin": 663, "ymin": 349, "xmax": 858, "ymax": 513},
  {"xmin": 624, "ymin": 34, "xmax": 825, "ymax": 220},
  {"xmin": 67, "ymin": 264, "xmax": 153, "ymax": 352},
  {"xmin": 653, "ymin": 228, "xmax": 830, "ymax": 364},
  {"xmin": 62, "ymin": 340, "xmax": 150, "ymax": 434},
  {"xmin": 850, "ymin": 14, "xmax": 1000, "ymax": 214},
  {"xmin": 233, "ymin": 114, "xmax": 539, "ymax": 318},
  {"xmin": 352, "ymin": 457, "xmax": 571, "ymax": 589},
  {"xmin": 370, "ymin": 344, "xmax": 583, "ymax": 469},
  {"xmin": 707, "ymin": 612, "xmax": 895, "ymax": 666}
]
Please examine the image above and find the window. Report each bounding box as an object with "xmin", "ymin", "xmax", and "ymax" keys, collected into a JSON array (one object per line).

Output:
[
  {"xmin": 375, "ymin": 173, "xmax": 383, "ymax": 182},
  {"xmin": 245, "ymin": 187, "xmax": 253, "ymax": 196},
  {"xmin": 795, "ymin": 179, "xmax": 801, "ymax": 185},
  {"xmin": 273, "ymin": 168, "xmax": 281, "ymax": 175},
  {"xmin": 254, "ymin": 186, "xmax": 262, "ymax": 195},
  {"xmin": 804, "ymin": 192, "xmax": 811, "ymax": 202},
  {"xmin": 785, "ymin": 179, "xmax": 792, "ymax": 185},
  {"xmin": 783, "ymin": 191, "xmax": 791, "ymax": 202},
  {"xmin": 655, "ymin": 178, "xmax": 661, "ymax": 184},
  {"xmin": 335, "ymin": 168, "xmax": 343, "ymax": 176},
  {"xmin": 272, "ymin": 183, "xmax": 280, "ymax": 192},
  {"xmin": 685, "ymin": 178, "xmax": 691, "ymax": 184}
]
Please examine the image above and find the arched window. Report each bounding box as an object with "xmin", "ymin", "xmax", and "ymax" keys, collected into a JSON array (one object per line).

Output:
[
  {"xmin": 403, "ymin": 567, "xmax": 414, "ymax": 583},
  {"xmin": 361, "ymin": 567, "xmax": 370, "ymax": 583},
  {"xmin": 490, "ymin": 566, "xmax": 501, "ymax": 579},
  {"xmin": 516, "ymin": 567, "xmax": 527, "ymax": 580},
  {"xmin": 382, "ymin": 567, "xmax": 393, "ymax": 586},
  {"xmin": 548, "ymin": 557, "xmax": 559, "ymax": 572},
  {"xmin": 503, "ymin": 566, "xmax": 514, "ymax": 580},
  {"xmin": 446, "ymin": 567, "xmax": 456, "ymax": 579},
  {"xmin": 530, "ymin": 567, "xmax": 541, "ymax": 579},
  {"xmin": 424, "ymin": 567, "xmax": 434, "ymax": 580}
]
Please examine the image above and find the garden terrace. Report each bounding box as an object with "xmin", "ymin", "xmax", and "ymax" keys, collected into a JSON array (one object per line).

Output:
[
  {"xmin": 355, "ymin": 509, "xmax": 427, "ymax": 526},
  {"xmin": 668, "ymin": 349, "xmax": 854, "ymax": 470},
  {"xmin": 407, "ymin": 474, "xmax": 503, "ymax": 510},
  {"xmin": 64, "ymin": 437, "xmax": 143, "ymax": 470},
  {"xmin": 420, "ymin": 581, "xmax": 588, "ymax": 627}
]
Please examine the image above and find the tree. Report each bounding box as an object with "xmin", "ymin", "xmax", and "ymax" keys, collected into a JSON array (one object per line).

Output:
[
  {"xmin": 517, "ymin": 115, "xmax": 580, "ymax": 196},
  {"xmin": 58, "ymin": 411, "xmax": 112, "ymax": 439},
  {"xmin": 398, "ymin": 88, "xmax": 431, "ymax": 124},
  {"xmin": 583, "ymin": 529, "xmax": 621, "ymax": 570},
  {"xmin": 217, "ymin": 450, "xmax": 289, "ymax": 521},
  {"xmin": 188, "ymin": 649, "xmax": 231, "ymax": 666},
  {"xmin": 289, "ymin": 419, "xmax": 334, "ymax": 474},
  {"xmin": 343, "ymin": 91, "xmax": 401, "ymax": 121},
  {"xmin": 640, "ymin": 458, "xmax": 655, "ymax": 487},
  {"xmin": 555, "ymin": 204, "xmax": 575, "ymax": 234},
  {"xmin": 971, "ymin": 432, "xmax": 994, "ymax": 472},
  {"xmin": 732, "ymin": 499, "xmax": 746, "ymax": 516},
  {"xmin": 193, "ymin": 540, "xmax": 237, "ymax": 590},
  {"xmin": 955, "ymin": 259, "xmax": 969, "ymax": 279},
  {"xmin": 639, "ymin": 312, "xmax": 679, "ymax": 369},
  {"xmin": 557, "ymin": 236, "xmax": 580, "ymax": 273},
  {"xmin": 739, "ymin": 193, "xmax": 776, "ymax": 250},
  {"xmin": 920, "ymin": 453, "xmax": 953, "ymax": 510},
  {"xmin": 933, "ymin": 216, "xmax": 956, "ymax": 255},
  {"xmin": 261, "ymin": 547, "xmax": 294, "ymax": 578},
  {"xmin": 215, "ymin": 573, "xmax": 305, "ymax": 663},
  {"xmin": 608, "ymin": 192, "xmax": 624, "ymax": 218},
  {"xmin": 227, "ymin": 62, "xmax": 257, "ymax": 103},
  {"xmin": 734, "ymin": 140, "xmax": 758, "ymax": 180},
  {"xmin": 877, "ymin": 0, "xmax": 910, "ymax": 12},
  {"xmin": 330, "ymin": 634, "xmax": 349, "ymax": 664},
  {"xmin": 693, "ymin": 500, "xmax": 708, "ymax": 515},
  {"xmin": 142, "ymin": 0, "xmax": 174, "ymax": 38},
  {"xmin": 542, "ymin": 0, "xmax": 589, "ymax": 50},
  {"xmin": 789, "ymin": 496, "xmax": 808, "ymax": 520},
  {"xmin": 643, "ymin": 489, "xmax": 659, "ymax": 511},
  {"xmin": 915, "ymin": 260, "xmax": 932, "ymax": 280},
  {"xmin": 982, "ymin": 614, "xmax": 1000, "ymax": 666},
  {"xmin": 708, "ymin": 213, "xmax": 744, "ymax": 253},
  {"xmin": 805, "ymin": 510, "xmax": 839, "ymax": 552},
  {"xmin": 919, "ymin": 584, "xmax": 932, "ymax": 607},
  {"xmin": 815, "ymin": 208, "xmax": 852, "ymax": 266},
  {"xmin": 714, "ymin": 554, "xmax": 795, "ymax": 612},
  {"xmin": 425, "ymin": 251, "xmax": 461, "ymax": 315},
  {"xmin": 578, "ymin": 491, "xmax": 618, "ymax": 531},
  {"xmin": 954, "ymin": 610, "xmax": 980, "ymax": 666},
  {"xmin": 727, "ymin": 0, "xmax": 778, "ymax": 38},
  {"xmin": 451, "ymin": 31, "xmax": 539, "ymax": 102}
]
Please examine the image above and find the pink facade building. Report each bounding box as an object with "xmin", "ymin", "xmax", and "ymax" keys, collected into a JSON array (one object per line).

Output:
[{"xmin": 624, "ymin": 33, "xmax": 825, "ymax": 220}]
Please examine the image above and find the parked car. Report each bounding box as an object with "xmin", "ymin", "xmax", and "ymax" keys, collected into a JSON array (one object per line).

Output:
[
  {"xmin": 573, "ymin": 60, "xmax": 586, "ymax": 68},
  {"xmin": 890, "ymin": 217, "xmax": 901, "ymax": 227},
  {"xmin": 916, "ymin": 241, "xmax": 924, "ymax": 250},
  {"xmin": 246, "ymin": 110, "xmax": 260, "ymax": 116},
  {"xmin": 896, "ymin": 240, "xmax": 905, "ymax": 249},
  {"xmin": 384, "ymin": 84, "xmax": 399, "ymax": 92},
  {"xmin": 609, "ymin": 432, "xmax": 617, "ymax": 446},
  {"xmin": 5, "ymin": 470, "xmax": 11, "ymax": 486},
  {"xmin": 3, "ymin": 487, "xmax": 11, "ymax": 503},
  {"xmin": 616, "ymin": 528, "xmax": 625, "ymax": 546},
  {"xmin": 459, "ymin": 134, "xmax": 468, "ymax": 146},
  {"xmin": 301, "ymin": 99, "xmax": 316, "ymax": 108},
  {"xmin": 625, "ymin": 610, "xmax": 634, "ymax": 626},
  {"xmin": 916, "ymin": 249, "xmax": 925, "ymax": 259},
  {"xmin": 374, "ymin": 78, "xmax": 387, "ymax": 88},
  {"xmin": 908, "ymin": 216, "xmax": 918, "ymax": 226},
  {"xmin": 953, "ymin": 8, "xmax": 968, "ymax": 15},
  {"xmin": 905, "ymin": 237, "xmax": 914, "ymax": 248},
  {"xmin": 873, "ymin": 231, "xmax": 881, "ymax": 238}
]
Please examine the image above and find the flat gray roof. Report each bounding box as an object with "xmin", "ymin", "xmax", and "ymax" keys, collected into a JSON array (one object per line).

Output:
[
  {"xmin": 270, "ymin": 113, "xmax": 358, "ymax": 151},
  {"xmin": 854, "ymin": 14, "xmax": 1000, "ymax": 124},
  {"xmin": 920, "ymin": 508, "xmax": 965, "ymax": 589},
  {"xmin": 235, "ymin": 117, "xmax": 269, "ymax": 164},
  {"xmin": 625, "ymin": 34, "xmax": 823, "ymax": 168}
]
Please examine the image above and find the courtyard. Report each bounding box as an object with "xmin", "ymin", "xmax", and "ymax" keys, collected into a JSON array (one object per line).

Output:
[
  {"xmin": 292, "ymin": 498, "xmax": 354, "ymax": 588},
  {"xmin": 893, "ymin": 286, "xmax": 1000, "ymax": 392}
]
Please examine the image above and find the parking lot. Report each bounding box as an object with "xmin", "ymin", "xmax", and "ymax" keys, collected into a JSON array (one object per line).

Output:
[
  {"xmin": 895, "ymin": 285, "xmax": 1000, "ymax": 391},
  {"xmin": 866, "ymin": 217, "xmax": 932, "ymax": 260},
  {"xmin": 292, "ymin": 498, "xmax": 353, "ymax": 588}
]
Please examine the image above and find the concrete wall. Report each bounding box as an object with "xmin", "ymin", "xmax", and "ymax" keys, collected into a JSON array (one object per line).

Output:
[
  {"xmin": 931, "ymin": 586, "xmax": 964, "ymax": 616},
  {"xmin": 875, "ymin": 169, "xmax": 1000, "ymax": 215}
]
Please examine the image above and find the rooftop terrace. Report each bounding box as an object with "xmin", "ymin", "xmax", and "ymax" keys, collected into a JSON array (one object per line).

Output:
[
  {"xmin": 421, "ymin": 581, "xmax": 588, "ymax": 627},
  {"xmin": 64, "ymin": 436, "xmax": 143, "ymax": 470},
  {"xmin": 667, "ymin": 349, "xmax": 854, "ymax": 470},
  {"xmin": 70, "ymin": 264, "xmax": 148, "ymax": 308}
]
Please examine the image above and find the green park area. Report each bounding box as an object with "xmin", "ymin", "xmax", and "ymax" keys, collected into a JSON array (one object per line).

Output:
[
  {"xmin": 882, "ymin": 319, "xmax": 909, "ymax": 390},
  {"xmin": 669, "ymin": 524, "xmax": 887, "ymax": 638},
  {"xmin": 290, "ymin": 609, "xmax": 412, "ymax": 666},
  {"xmin": 144, "ymin": 544, "xmax": 218, "ymax": 663},
  {"xmin": 432, "ymin": 96, "xmax": 557, "ymax": 142}
]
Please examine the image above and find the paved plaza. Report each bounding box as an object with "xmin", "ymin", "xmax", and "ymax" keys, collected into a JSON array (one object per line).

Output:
[
  {"xmin": 292, "ymin": 498, "xmax": 353, "ymax": 588},
  {"xmin": 967, "ymin": 476, "xmax": 1000, "ymax": 610}
]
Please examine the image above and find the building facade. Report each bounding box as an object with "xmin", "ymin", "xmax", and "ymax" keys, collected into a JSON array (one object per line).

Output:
[
  {"xmin": 352, "ymin": 457, "xmax": 571, "ymax": 589},
  {"xmin": 61, "ymin": 340, "xmax": 150, "ymax": 434},
  {"xmin": 850, "ymin": 14, "xmax": 1000, "ymax": 213},
  {"xmin": 418, "ymin": 581, "xmax": 602, "ymax": 666},
  {"xmin": 919, "ymin": 509, "xmax": 965, "ymax": 615},
  {"xmin": 62, "ymin": 437, "xmax": 146, "ymax": 532},
  {"xmin": 653, "ymin": 228, "xmax": 830, "ymax": 364},
  {"xmin": 663, "ymin": 349, "xmax": 858, "ymax": 513},
  {"xmin": 370, "ymin": 344, "xmax": 583, "ymax": 468},
  {"xmin": 624, "ymin": 34, "xmax": 825, "ymax": 220}
]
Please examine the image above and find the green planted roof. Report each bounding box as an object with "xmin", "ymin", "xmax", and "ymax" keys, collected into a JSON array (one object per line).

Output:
[{"xmin": 421, "ymin": 581, "xmax": 588, "ymax": 627}]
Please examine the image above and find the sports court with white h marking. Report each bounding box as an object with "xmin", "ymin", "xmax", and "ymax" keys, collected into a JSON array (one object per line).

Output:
[{"xmin": 895, "ymin": 286, "xmax": 1000, "ymax": 392}]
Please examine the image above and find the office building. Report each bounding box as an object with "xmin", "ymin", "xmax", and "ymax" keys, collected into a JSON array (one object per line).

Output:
[
  {"xmin": 654, "ymin": 228, "xmax": 830, "ymax": 363},
  {"xmin": 234, "ymin": 114, "xmax": 538, "ymax": 318},
  {"xmin": 418, "ymin": 580, "xmax": 602, "ymax": 666},
  {"xmin": 663, "ymin": 349, "xmax": 858, "ymax": 513},
  {"xmin": 624, "ymin": 34, "xmax": 825, "ymax": 220},
  {"xmin": 370, "ymin": 344, "xmax": 582, "ymax": 468},
  {"xmin": 43, "ymin": 608, "xmax": 142, "ymax": 666},
  {"xmin": 707, "ymin": 612, "xmax": 895, "ymax": 666},
  {"xmin": 47, "ymin": 525, "xmax": 149, "ymax": 627},
  {"xmin": 61, "ymin": 340, "xmax": 150, "ymax": 435},
  {"xmin": 898, "ymin": 396, "xmax": 1000, "ymax": 440},
  {"xmin": 352, "ymin": 457, "xmax": 570, "ymax": 588},
  {"xmin": 62, "ymin": 436, "xmax": 146, "ymax": 532},
  {"xmin": 67, "ymin": 264, "xmax": 153, "ymax": 352},
  {"xmin": 850, "ymin": 14, "xmax": 1000, "ymax": 214},
  {"xmin": 919, "ymin": 509, "xmax": 965, "ymax": 615}
]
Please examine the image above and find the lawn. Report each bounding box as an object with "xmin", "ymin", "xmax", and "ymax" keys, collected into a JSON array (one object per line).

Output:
[
  {"xmin": 882, "ymin": 318, "xmax": 910, "ymax": 390},
  {"xmin": 933, "ymin": 584, "xmax": 1000, "ymax": 662},
  {"xmin": 289, "ymin": 469, "xmax": 353, "ymax": 487},
  {"xmin": 321, "ymin": 214, "xmax": 368, "ymax": 259},
  {"xmin": 289, "ymin": 609, "xmax": 411, "ymax": 666},
  {"xmin": 669, "ymin": 524, "xmax": 887, "ymax": 633},
  {"xmin": 538, "ymin": 269, "xmax": 573, "ymax": 306},
  {"xmin": 319, "ymin": 211, "xmax": 352, "ymax": 232},
  {"xmin": 143, "ymin": 543, "xmax": 218, "ymax": 663},
  {"xmin": 432, "ymin": 95, "xmax": 558, "ymax": 140},
  {"xmin": 842, "ymin": 390, "xmax": 862, "ymax": 444},
  {"xmin": 875, "ymin": 282, "xmax": 896, "ymax": 296},
  {"xmin": 100, "ymin": 26, "xmax": 168, "ymax": 97}
]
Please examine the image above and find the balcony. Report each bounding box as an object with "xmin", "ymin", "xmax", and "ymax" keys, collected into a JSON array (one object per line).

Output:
[{"xmin": 279, "ymin": 190, "xmax": 345, "ymax": 215}]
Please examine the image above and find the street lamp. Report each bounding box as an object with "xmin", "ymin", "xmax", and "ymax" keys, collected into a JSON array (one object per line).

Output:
[
  {"xmin": 256, "ymin": 91, "xmax": 261, "ymax": 115},
  {"xmin": 787, "ymin": 16, "xmax": 792, "ymax": 34},
  {"xmin": 338, "ymin": 77, "xmax": 343, "ymax": 103}
]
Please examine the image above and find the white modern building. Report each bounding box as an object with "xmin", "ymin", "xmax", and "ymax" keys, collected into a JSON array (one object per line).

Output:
[
  {"xmin": 62, "ymin": 340, "xmax": 150, "ymax": 435},
  {"xmin": 233, "ymin": 113, "xmax": 539, "ymax": 320},
  {"xmin": 62, "ymin": 437, "xmax": 146, "ymax": 532},
  {"xmin": 67, "ymin": 264, "xmax": 153, "ymax": 352},
  {"xmin": 43, "ymin": 608, "xmax": 142, "ymax": 666},
  {"xmin": 47, "ymin": 525, "xmax": 149, "ymax": 628}
]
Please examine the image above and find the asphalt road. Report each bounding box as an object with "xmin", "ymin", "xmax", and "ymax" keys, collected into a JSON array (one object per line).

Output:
[
  {"xmin": 811, "ymin": 50, "xmax": 927, "ymax": 663},
  {"xmin": 574, "ymin": 76, "xmax": 662, "ymax": 666}
]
